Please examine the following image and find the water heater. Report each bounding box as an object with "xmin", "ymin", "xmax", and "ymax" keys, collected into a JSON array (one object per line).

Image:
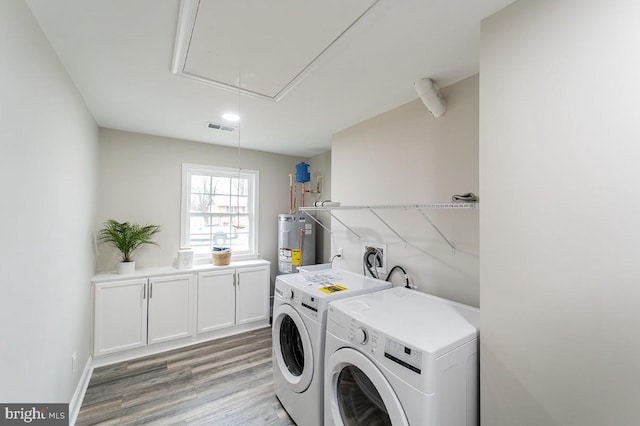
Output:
[{"xmin": 278, "ymin": 213, "xmax": 315, "ymax": 274}]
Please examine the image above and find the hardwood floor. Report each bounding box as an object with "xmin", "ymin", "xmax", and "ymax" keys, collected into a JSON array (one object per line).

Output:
[{"xmin": 76, "ymin": 327, "xmax": 296, "ymax": 425}]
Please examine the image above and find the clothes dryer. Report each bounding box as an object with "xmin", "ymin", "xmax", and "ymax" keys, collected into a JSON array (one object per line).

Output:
[
  {"xmin": 273, "ymin": 269, "xmax": 391, "ymax": 426},
  {"xmin": 324, "ymin": 287, "xmax": 480, "ymax": 426}
]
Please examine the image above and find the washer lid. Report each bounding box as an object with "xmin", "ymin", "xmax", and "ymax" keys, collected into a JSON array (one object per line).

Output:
[
  {"xmin": 276, "ymin": 269, "xmax": 391, "ymax": 301},
  {"xmin": 330, "ymin": 287, "xmax": 479, "ymax": 358}
]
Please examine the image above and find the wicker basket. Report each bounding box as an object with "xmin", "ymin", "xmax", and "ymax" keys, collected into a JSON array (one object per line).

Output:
[{"xmin": 212, "ymin": 250, "xmax": 231, "ymax": 266}]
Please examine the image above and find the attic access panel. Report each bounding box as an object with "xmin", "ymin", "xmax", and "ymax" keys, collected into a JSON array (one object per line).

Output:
[{"xmin": 172, "ymin": 0, "xmax": 378, "ymax": 102}]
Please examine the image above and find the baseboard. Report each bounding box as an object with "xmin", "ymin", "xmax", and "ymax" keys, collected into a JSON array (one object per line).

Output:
[{"xmin": 69, "ymin": 355, "xmax": 93, "ymax": 426}]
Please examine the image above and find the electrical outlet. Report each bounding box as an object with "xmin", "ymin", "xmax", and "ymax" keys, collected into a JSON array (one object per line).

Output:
[
  {"xmin": 71, "ymin": 352, "xmax": 77, "ymax": 373},
  {"xmin": 362, "ymin": 242, "xmax": 387, "ymax": 274}
]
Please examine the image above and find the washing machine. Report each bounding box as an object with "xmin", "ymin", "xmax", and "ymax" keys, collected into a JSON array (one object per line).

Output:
[
  {"xmin": 273, "ymin": 269, "xmax": 392, "ymax": 426},
  {"xmin": 324, "ymin": 287, "xmax": 480, "ymax": 426}
]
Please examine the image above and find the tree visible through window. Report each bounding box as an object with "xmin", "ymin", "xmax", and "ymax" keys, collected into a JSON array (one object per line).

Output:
[{"xmin": 181, "ymin": 164, "xmax": 259, "ymax": 260}]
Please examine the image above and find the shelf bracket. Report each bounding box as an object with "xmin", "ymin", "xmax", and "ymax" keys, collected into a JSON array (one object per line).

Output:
[
  {"xmin": 328, "ymin": 211, "xmax": 361, "ymax": 241},
  {"xmin": 367, "ymin": 207, "xmax": 408, "ymax": 247},
  {"xmin": 301, "ymin": 211, "xmax": 332, "ymax": 235},
  {"xmin": 417, "ymin": 208, "xmax": 456, "ymax": 253},
  {"xmin": 299, "ymin": 202, "xmax": 477, "ymax": 253}
]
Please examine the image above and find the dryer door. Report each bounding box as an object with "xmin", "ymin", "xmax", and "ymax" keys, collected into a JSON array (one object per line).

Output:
[
  {"xmin": 272, "ymin": 303, "xmax": 314, "ymax": 393},
  {"xmin": 326, "ymin": 348, "xmax": 408, "ymax": 426}
]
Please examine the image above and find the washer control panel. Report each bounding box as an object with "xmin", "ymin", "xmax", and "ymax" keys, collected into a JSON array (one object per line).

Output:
[
  {"xmin": 384, "ymin": 339, "xmax": 423, "ymax": 374},
  {"xmin": 275, "ymin": 284, "xmax": 294, "ymax": 300},
  {"xmin": 301, "ymin": 294, "xmax": 319, "ymax": 314},
  {"xmin": 346, "ymin": 320, "xmax": 422, "ymax": 374},
  {"xmin": 349, "ymin": 320, "xmax": 379, "ymax": 355},
  {"xmin": 276, "ymin": 282, "xmax": 319, "ymax": 319},
  {"xmin": 353, "ymin": 327, "xmax": 367, "ymax": 344}
]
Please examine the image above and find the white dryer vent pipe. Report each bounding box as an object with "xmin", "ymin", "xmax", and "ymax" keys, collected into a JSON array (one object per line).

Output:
[
  {"xmin": 314, "ymin": 200, "xmax": 340, "ymax": 207},
  {"xmin": 414, "ymin": 78, "xmax": 446, "ymax": 118}
]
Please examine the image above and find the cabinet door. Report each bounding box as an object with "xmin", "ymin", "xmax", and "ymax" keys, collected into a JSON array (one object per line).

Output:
[
  {"xmin": 236, "ymin": 265, "xmax": 270, "ymax": 325},
  {"xmin": 147, "ymin": 274, "xmax": 196, "ymax": 345},
  {"xmin": 94, "ymin": 278, "xmax": 148, "ymax": 356},
  {"xmin": 197, "ymin": 269, "xmax": 236, "ymax": 333}
]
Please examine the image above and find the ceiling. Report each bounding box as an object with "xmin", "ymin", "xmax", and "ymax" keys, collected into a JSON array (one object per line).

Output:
[{"xmin": 26, "ymin": 0, "xmax": 514, "ymax": 157}]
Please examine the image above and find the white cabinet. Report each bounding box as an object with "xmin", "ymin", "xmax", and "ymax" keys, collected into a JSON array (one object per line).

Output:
[
  {"xmin": 147, "ymin": 274, "xmax": 196, "ymax": 344},
  {"xmin": 197, "ymin": 269, "xmax": 236, "ymax": 333},
  {"xmin": 93, "ymin": 260, "xmax": 270, "ymax": 359},
  {"xmin": 93, "ymin": 274, "xmax": 196, "ymax": 357},
  {"xmin": 236, "ymin": 266, "xmax": 270, "ymax": 325},
  {"xmin": 197, "ymin": 264, "xmax": 270, "ymax": 334},
  {"xmin": 94, "ymin": 278, "xmax": 148, "ymax": 356}
]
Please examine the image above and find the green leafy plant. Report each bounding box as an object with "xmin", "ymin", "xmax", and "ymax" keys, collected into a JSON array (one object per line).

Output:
[{"xmin": 98, "ymin": 219, "xmax": 161, "ymax": 262}]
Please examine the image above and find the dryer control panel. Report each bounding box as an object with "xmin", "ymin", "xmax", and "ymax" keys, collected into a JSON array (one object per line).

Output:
[
  {"xmin": 348, "ymin": 320, "xmax": 379, "ymax": 356},
  {"xmin": 384, "ymin": 339, "xmax": 423, "ymax": 374}
]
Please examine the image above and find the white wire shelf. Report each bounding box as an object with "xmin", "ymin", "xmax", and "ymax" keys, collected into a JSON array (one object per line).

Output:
[
  {"xmin": 300, "ymin": 202, "xmax": 478, "ymax": 211},
  {"xmin": 299, "ymin": 202, "xmax": 479, "ymax": 253}
]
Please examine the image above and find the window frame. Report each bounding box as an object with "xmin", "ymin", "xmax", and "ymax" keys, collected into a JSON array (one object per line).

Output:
[{"xmin": 181, "ymin": 163, "xmax": 260, "ymax": 263}]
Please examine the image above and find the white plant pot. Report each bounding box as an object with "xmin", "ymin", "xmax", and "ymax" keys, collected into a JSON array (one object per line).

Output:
[{"xmin": 117, "ymin": 261, "xmax": 136, "ymax": 275}]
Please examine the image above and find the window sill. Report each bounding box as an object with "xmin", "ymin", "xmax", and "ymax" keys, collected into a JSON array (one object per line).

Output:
[{"xmin": 192, "ymin": 252, "xmax": 261, "ymax": 266}]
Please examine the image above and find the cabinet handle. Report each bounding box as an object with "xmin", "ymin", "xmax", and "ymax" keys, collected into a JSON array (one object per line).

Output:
[
  {"xmin": 143, "ymin": 284, "xmax": 146, "ymax": 299},
  {"xmin": 233, "ymin": 273, "xmax": 236, "ymax": 286},
  {"xmin": 150, "ymin": 283, "xmax": 153, "ymax": 298},
  {"xmin": 237, "ymin": 274, "xmax": 240, "ymax": 286}
]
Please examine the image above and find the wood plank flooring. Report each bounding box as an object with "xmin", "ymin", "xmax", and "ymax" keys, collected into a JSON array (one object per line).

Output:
[{"xmin": 76, "ymin": 327, "xmax": 296, "ymax": 426}]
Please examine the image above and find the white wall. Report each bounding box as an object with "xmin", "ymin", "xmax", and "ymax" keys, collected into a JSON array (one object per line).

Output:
[
  {"xmin": 480, "ymin": 1, "xmax": 640, "ymax": 424},
  {"xmin": 97, "ymin": 128, "xmax": 305, "ymax": 286},
  {"xmin": 331, "ymin": 75, "xmax": 479, "ymax": 306},
  {"xmin": 0, "ymin": 0, "xmax": 98, "ymax": 403}
]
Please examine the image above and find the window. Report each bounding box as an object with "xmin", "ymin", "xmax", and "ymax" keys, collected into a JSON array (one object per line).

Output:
[{"xmin": 181, "ymin": 163, "xmax": 259, "ymax": 261}]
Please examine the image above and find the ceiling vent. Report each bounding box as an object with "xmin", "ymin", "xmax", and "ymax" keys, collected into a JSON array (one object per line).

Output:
[{"xmin": 206, "ymin": 122, "xmax": 236, "ymax": 132}]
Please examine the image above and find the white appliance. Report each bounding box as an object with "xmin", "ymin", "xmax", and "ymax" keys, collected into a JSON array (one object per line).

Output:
[
  {"xmin": 324, "ymin": 287, "xmax": 480, "ymax": 426},
  {"xmin": 278, "ymin": 213, "xmax": 315, "ymax": 274},
  {"xmin": 273, "ymin": 269, "xmax": 392, "ymax": 426}
]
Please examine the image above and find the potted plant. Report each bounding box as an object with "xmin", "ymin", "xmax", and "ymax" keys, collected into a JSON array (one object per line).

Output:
[{"xmin": 98, "ymin": 219, "xmax": 161, "ymax": 274}]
